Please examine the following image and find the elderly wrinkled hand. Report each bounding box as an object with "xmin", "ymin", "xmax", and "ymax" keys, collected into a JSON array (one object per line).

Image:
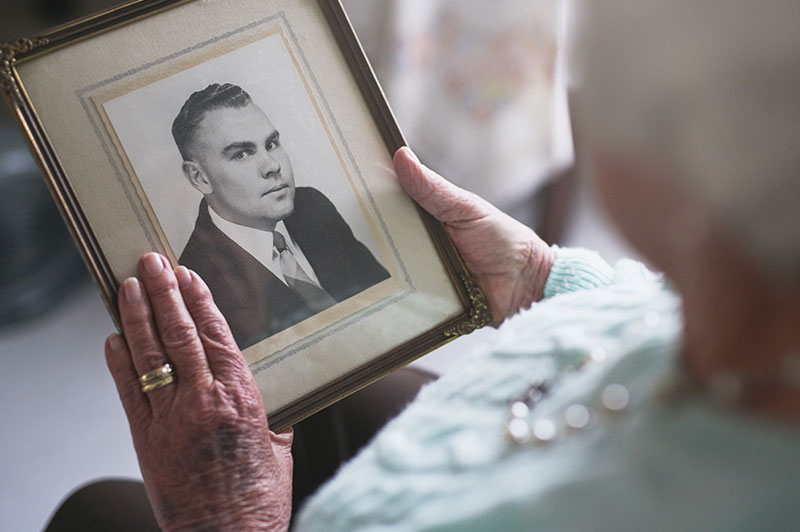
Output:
[
  {"xmin": 394, "ymin": 147, "xmax": 554, "ymax": 324},
  {"xmin": 105, "ymin": 253, "xmax": 292, "ymax": 532}
]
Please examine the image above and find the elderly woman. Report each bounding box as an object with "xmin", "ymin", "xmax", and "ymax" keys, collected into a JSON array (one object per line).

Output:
[{"xmin": 48, "ymin": 0, "xmax": 800, "ymax": 530}]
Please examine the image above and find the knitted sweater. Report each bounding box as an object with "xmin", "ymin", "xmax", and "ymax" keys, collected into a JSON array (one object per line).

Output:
[{"xmin": 295, "ymin": 247, "xmax": 800, "ymax": 531}]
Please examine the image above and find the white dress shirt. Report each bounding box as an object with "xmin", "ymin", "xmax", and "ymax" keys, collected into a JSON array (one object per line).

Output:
[{"xmin": 207, "ymin": 208, "xmax": 323, "ymax": 288}]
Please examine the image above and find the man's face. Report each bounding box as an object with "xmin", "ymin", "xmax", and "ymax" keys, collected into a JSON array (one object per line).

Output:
[{"xmin": 188, "ymin": 103, "xmax": 295, "ymax": 231}]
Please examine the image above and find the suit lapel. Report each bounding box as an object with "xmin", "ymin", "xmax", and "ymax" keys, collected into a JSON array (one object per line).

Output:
[
  {"xmin": 190, "ymin": 201, "xmax": 312, "ymax": 337},
  {"xmin": 285, "ymin": 188, "xmax": 344, "ymax": 295}
]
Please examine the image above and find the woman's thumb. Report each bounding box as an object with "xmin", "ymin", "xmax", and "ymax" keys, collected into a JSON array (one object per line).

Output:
[{"xmin": 393, "ymin": 147, "xmax": 487, "ymax": 223}]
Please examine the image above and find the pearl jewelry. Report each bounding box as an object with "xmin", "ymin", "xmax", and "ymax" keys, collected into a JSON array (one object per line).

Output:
[
  {"xmin": 507, "ymin": 417, "xmax": 532, "ymax": 445},
  {"xmin": 601, "ymin": 384, "xmax": 630, "ymax": 412},
  {"xmin": 532, "ymin": 419, "xmax": 557, "ymax": 443},
  {"xmin": 510, "ymin": 401, "xmax": 530, "ymax": 419},
  {"xmin": 564, "ymin": 404, "xmax": 592, "ymax": 430},
  {"xmin": 504, "ymin": 307, "xmax": 800, "ymax": 448}
]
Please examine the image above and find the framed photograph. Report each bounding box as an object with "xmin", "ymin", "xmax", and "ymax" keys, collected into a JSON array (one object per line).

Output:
[{"xmin": 1, "ymin": 0, "xmax": 490, "ymax": 430}]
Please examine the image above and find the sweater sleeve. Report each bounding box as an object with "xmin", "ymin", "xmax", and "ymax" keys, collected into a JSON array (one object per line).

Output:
[{"xmin": 543, "ymin": 246, "xmax": 659, "ymax": 299}]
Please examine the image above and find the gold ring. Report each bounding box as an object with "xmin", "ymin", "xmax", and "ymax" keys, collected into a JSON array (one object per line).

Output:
[{"xmin": 139, "ymin": 363, "xmax": 176, "ymax": 393}]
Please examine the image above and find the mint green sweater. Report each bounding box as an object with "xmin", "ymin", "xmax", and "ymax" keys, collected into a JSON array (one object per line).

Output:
[{"xmin": 296, "ymin": 247, "xmax": 800, "ymax": 531}]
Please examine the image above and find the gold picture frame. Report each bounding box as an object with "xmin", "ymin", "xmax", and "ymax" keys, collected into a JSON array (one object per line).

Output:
[{"xmin": 1, "ymin": 0, "xmax": 491, "ymax": 430}]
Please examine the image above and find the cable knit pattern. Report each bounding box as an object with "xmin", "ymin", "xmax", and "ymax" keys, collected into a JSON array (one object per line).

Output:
[{"xmin": 295, "ymin": 247, "xmax": 800, "ymax": 531}]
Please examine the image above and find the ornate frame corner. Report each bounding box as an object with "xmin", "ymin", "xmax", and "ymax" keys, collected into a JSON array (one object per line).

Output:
[
  {"xmin": 1, "ymin": 37, "xmax": 49, "ymax": 103},
  {"xmin": 444, "ymin": 274, "xmax": 493, "ymax": 338}
]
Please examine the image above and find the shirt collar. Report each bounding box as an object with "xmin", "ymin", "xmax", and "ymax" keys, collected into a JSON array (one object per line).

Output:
[{"xmin": 207, "ymin": 207, "xmax": 289, "ymax": 284}]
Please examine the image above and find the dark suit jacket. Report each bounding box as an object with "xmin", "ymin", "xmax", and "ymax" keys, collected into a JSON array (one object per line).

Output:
[{"xmin": 179, "ymin": 187, "xmax": 390, "ymax": 349}]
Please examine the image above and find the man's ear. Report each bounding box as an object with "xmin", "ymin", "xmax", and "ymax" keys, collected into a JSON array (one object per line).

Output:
[{"xmin": 182, "ymin": 161, "xmax": 214, "ymax": 195}]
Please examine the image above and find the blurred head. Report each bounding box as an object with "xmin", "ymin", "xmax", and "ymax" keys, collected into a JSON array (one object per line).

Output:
[
  {"xmin": 172, "ymin": 83, "xmax": 295, "ymax": 231},
  {"xmin": 570, "ymin": 0, "xmax": 800, "ymax": 284}
]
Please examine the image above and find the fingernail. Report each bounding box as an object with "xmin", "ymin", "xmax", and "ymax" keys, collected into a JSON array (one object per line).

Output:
[
  {"xmin": 175, "ymin": 266, "xmax": 192, "ymax": 288},
  {"xmin": 142, "ymin": 253, "xmax": 164, "ymax": 277},
  {"xmin": 404, "ymin": 147, "xmax": 419, "ymax": 163},
  {"xmin": 108, "ymin": 334, "xmax": 125, "ymax": 352},
  {"xmin": 123, "ymin": 277, "xmax": 142, "ymax": 302}
]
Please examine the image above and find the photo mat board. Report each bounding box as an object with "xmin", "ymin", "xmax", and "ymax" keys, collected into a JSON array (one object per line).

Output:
[{"xmin": 2, "ymin": 0, "xmax": 491, "ymax": 429}]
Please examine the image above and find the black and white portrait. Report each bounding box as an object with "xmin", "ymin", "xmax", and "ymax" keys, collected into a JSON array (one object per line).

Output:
[{"xmin": 102, "ymin": 33, "xmax": 390, "ymax": 349}]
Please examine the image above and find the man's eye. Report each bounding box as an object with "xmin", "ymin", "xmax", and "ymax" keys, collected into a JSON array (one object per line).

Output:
[
  {"xmin": 266, "ymin": 138, "xmax": 280, "ymax": 151},
  {"xmin": 232, "ymin": 151, "xmax": 249, "ymax": 161}
]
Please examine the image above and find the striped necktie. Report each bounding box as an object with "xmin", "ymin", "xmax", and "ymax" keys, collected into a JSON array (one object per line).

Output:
[{"xmin": 272, "ymin": 230, "xmax": 336, "ymax": 313}]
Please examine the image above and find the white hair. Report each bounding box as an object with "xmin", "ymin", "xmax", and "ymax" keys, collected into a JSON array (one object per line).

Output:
[{"xmin": 570, "ymin": 0, "xmax": 800, "ymax": 279}]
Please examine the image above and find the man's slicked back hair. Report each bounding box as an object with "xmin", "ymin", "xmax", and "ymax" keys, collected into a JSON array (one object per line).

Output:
[{"xmin": 172, "ymin": 83, "xmax": 253, "ymax": 161}]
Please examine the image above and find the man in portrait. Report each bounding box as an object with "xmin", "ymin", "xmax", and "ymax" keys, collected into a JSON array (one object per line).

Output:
[{"xmin": 172, "ymin": 83, "xmax": 390, "ymax": 349}]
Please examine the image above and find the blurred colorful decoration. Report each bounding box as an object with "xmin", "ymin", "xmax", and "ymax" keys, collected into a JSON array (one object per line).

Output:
[{"xmin": 344, "ymin": 0, "xmax": 573, "ymax": 209}]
